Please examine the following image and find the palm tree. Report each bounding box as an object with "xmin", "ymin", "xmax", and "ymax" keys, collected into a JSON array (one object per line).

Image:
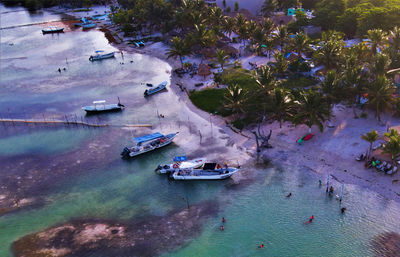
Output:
[
  {"xmin": 166, "ymin": 36, "xmax": 190, "ymax": 68},
  {"xmin": 254, "ymin": 65, "xmax": 277, "ymax": 94},
  {"xmin": 382, "ymin": 136, "xmax": 400, "ymax": 164},
  {"xmin": 261, "ymin": 0, "xmax": 278, "ymax": 17},
  {"xmin": 361, "ymin": 130, "xmax": 379, "ymax": 160},
  {"xmin": 365, "ymin": 75, "xmax": 395, "ymax": 122},
  {"xmin": 270, "ymin": 52, "xmax": 289, "ymax": 77},
  {"xmin": 313, "ymin": 40, "xmax": 343, "ymax": 71},
  {"xmin": 290, "ymin": 32, "xmax": 311, "ymax": 61},
  {"xmin": 215, "ymin": 49, "xmax": 229, "ymax": 70},
  {"xmin": 252, "ymin": 27, "xmax": 266, "ymax": 55},
  {"xmin": 384, "ymin": 128, "xmax": 400, "ymax": 140},
  {"xmin": 274, "ymin": 25, "xmax": 289, "ymax": 51},
  {"xmin": 237, "ymin": 24, "xmax": 249, "ymax": 47},
  {"xmin": 293, "ymin": 90, "xmax": 331, "ymax": 133},
  {"xmin": 222, "ymin": 17, "xmax": 235, "ymax": 40},
  {"xmin": 368, "ymin": 53, "xmax": 391, "ymax": 78},
  {"xmin": 388, "ymin": 26, "xmax": 400, "ymax": 67},
  {"xmin": 367, "ymin": 29, "xmax": 388, "ymax": 55},
  {"xmin": 321, "ymin": 70, "xmax": 343, "ymax": 108},
  {"xmin": 262, "ymin": 18, "xmax": 275, "ymax": 36},
  {"xmin": 224, "ymin": 84, "xmax": 248, "ymax": 118},
  {"xmin": 268, "ymin": 88, "xmax": 295, "ymax": 134},
  {"xmin": 235, "ymin": 13, "xmax": 247, "ymax": 30}
]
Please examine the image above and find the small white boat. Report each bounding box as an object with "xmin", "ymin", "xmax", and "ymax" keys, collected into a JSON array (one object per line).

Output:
[
  {"xmin": 89, "ymin": 51, "xmax": 115, "ymax": 61},
  {"xmin": 155, "ymin": 156, "xmax": 207, "ymax": 174},
  {"xmin": 82, "ymin": 99, "xmax": 124, "ymax": 114},
  {"xmin": 172, "ymin": 163, "xmax": 240, "ymax": 180},
  {"xmin": 42, "ymin": 26, "xmax": 64, "ymax": 34},
  {"xmin": 144, "ymin": 81, "xmax": 167, "ymax": 96},
  {"xmin": 121, "ymin": 132, "xmax": 178, "ymax": 158}
]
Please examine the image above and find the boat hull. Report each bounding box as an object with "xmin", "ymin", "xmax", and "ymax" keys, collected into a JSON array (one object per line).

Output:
[
  {"xmin": 144, "ymin": 82, "xmax": 167, "ymax": 96},
  {"xmin": 89, "ymin": 52, "xmax": 115, "ymax": 61},
  {"xmin": 42, "ymin": 28, "xmax": 64, "ymax": 34},
  {"xmin": 172, "ymin": 168, "xmax": 239, "ymax": 180}
]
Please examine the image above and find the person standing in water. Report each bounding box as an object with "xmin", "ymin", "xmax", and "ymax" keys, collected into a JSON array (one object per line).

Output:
[{"xmin": 222, "ymin": 217, "xmax": 226, "ymax": 223}]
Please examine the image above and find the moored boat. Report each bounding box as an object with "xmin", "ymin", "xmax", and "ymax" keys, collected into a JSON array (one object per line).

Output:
[
  {"xmin": 155, "ymin": 156, "xmax": 207, "ymax": 174},
  {"xmin": 42, "ymin": 27, "xmax": 64, "ymax": 34},
  {"xmin": 89, "ymin": 51, "xmax": 115, "ymax": 61},
  {"xmin": 82, "ymin": 99, "xmax": 124, "ymax": 114},
  {"xmin": 82, "ymin": 23, "xmax": 96, "ymax": 29},
  {"xmin": 171, "ymin": 163, "xmax": 240, "ymax": 180},
  {"xmin": 121, "ymin": 132, "xmax": 178, "ymax": 158},
  {"xmin": 144, "ymin": 81, "xmax": 167, "ymax": 96}
]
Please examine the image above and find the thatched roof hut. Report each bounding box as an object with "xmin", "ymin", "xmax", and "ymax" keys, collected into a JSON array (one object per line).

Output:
[
  {"xmin": 198, "ymin": 64, "xmax": 211, "ymax": 78},
  {"xmin": 200, "ymin": 48, "xmax": 217, "ymax": 59}
]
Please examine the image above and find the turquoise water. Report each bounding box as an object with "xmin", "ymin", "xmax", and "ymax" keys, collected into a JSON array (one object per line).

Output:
[{"xmin": 1, "ymin": 4, "xmax": 400, "ymax": 257}]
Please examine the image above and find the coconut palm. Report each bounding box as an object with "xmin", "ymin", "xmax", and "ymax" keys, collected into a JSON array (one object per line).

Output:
[
  {"xmin": 361, "ymin": 130, "xmax": 379, "ymax": 160},
  {"xmin": 215, "ymin": 49, "xmax": 229, "ymax": 70},
  {"xmin": 382, "ymin": 135, "xmax": 400, "ymax": 164},
  {"xmin": 261, "ymin": 0, "xmax": 278, "ymax": 17},
  {"xmin": 166, "ymin": 36, "xmax": 190, "ymax": 68},
  {"xmin": 274, "ymin": 25, "xmax": 289, "ymax": 51},
  {"xmin": 365, "ymin": 75, "xmax": 395, "ymax": 122},
  {"xmin": 222, "ymin": 17, "xmax": 235, "ymax": 40},
  {"xmin": 252, "ymin": 27, "xmax": 266, "ymax": 55},
  {"xmin": 367, "ymin": 29, "xmax": 388, "ymax": 55},
  {"xmin": 254, "ymin": 65, "xmax": 277, "ymax": 93},
  {"xmin": 268, "ymin": 88, "xmax": 295, "ymax": 134},
  {"xmin": 270, "ymin": 52, "xmax": 289, "ymax": 77},
  {"xmin": 290, "ymin": 32, "xmax": 311, "ymax": 61},
  {"xmin": 262, "ymin": 18, "xmax": 275, "ymax": 36},
  {"xmin": 368, "ymin": 53, "xmax": 391, "ymax": 78},
  {"xmin": 224, "ymin": 84, "xmax": 248, "ymax": 118},
  {"xmin": 384, "ymin": 128, "xmax": 400, "ymax": 140},
  {"xmin": 313, "ymin": 39, "xmax": 344, "ymax": 71},
  {"xmin": 237, "ymin": 24, "xmax": 249, "ymax": 46},
  {"xmin": 321, "ymin": 70, "xmax": 343, "ymax": 108},
  {"xmin": 235, "ymin": 13, "xmax": 247, "ymax": 30},
  {"xmin": 293, "ymin": 90, "xmax": 331, "ymax": 133},
  {"xmin": 388, "ymin": 26, "xmax": 400, "ymax": 67}
]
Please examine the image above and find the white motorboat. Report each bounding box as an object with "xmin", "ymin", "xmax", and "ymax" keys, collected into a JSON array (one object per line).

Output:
[
  {"xmin": 155, "ymin": 156, "xmax": 207, "ymax": 174},
  {"xmin": 171, "ymin": 163, "xmax": 240, "ymax": 180},
  {"xmin": 82, "ymin": 99, "xmax": 124, "ymax": 114}
]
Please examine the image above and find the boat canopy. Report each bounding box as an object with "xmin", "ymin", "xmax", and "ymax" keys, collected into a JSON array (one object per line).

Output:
[
  {"xmin": 93, "ymin": 100, "xmax": 106, "ymax": 104},
  {"xmin": 203, "ymin": 163, "xmax": 217, "ymax": 170},
  {"xmin": 134, "ymin": 132, "xmax": 164, "ymax": 144},
  {"xmin": 174, "ymin": 156, "xmax": 187, "ymax": 162},
  {"xmin": 95, "ymin": 50, "xmax": 105, "ymax": 53}
]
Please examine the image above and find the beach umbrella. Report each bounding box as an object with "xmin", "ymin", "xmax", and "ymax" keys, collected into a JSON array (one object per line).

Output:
[{"xmin": 198, "ymin": 64, "xmax": 211, "ymax": 79}]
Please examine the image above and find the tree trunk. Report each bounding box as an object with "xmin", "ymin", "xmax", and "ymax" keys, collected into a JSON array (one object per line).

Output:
[
  {"xmin": 179, "ymin": 56, "xmax": 184, "ymax": 69},
  {"xmin": 369, "ymin": 143, "xmax": 373, "ymax": 160}
]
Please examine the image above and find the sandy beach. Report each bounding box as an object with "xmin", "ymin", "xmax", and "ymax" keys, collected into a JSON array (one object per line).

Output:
[{"xmin": 52, "ymin": 5, "xmax": 400, "ymax": 203}]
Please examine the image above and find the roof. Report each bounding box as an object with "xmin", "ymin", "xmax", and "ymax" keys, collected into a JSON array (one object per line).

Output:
[
  {"xmin": 93, "ymin": 100, "xmax": 106, "ymax": 104},
  {"xmin": 134, "ymin": 132, "xmax": 164, "ymax": 144}
]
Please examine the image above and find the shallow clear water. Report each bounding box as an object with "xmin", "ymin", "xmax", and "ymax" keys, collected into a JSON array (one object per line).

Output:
[{"xmin": 0, "ymin": 4, "xmax": 400, "ymax": 257}]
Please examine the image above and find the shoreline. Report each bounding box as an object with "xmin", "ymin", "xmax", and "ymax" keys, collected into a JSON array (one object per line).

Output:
[{"xmin": 49, "ymin": 5, "xmax": 400, "ymax": 203}]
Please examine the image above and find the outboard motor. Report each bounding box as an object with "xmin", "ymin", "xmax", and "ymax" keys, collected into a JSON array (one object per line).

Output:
[{"xmin": 121, "ymin": 147, "xmax": 131, "ymax": 158}]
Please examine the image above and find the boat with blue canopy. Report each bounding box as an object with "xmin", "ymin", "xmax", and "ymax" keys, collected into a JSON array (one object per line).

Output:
[
  {"xmin": 121, "ymin": 132, "xmax": 178, "ymax": 158},
  {"xmin": 89, "ymin": 50, "xmax": 115, "ymax": 61},
  {"xmin": 171, "ymin": 162, "xmax": 240, "ymax": 180},
  {"xmin": 144, "ymin": 81, "xmax": 167, "ymax": 96}
]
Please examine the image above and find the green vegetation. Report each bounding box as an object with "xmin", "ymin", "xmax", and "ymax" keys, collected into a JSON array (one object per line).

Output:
[
  {"xmin": 72, "ymin": 8, "xmax": 93, "ymax": 12},
  {"xmin": 189, "ymin": 89, "xmax": 229, "ymax": 116},
  {"xmin": 280, "ymin": 77, "xmax": 318, "ymax": 89}
]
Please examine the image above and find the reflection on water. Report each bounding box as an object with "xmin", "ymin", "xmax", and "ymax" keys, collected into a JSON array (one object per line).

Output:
[{"xmin": 1, "ymin": 4, "xmax": 400, "ymax": 257}]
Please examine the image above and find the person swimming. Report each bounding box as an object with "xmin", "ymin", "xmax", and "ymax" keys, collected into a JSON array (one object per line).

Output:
[
  {"xmin": 305, "ymin": 215, "xmax": 314, "ymax": 224},
  {"xmin": 286, "ymin": 192, "xmax": 292, "ymax": 198},
  {"xmin": 341, "ymin": 207, "xmax": 346, "ymax": 214},
  {"xmin": 220, "ymin": 225, "xmax": 224, "ymax": 231},
  {"xmin": 258, "ymin": 244, "xmax": 264, "ymax": 248}
]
